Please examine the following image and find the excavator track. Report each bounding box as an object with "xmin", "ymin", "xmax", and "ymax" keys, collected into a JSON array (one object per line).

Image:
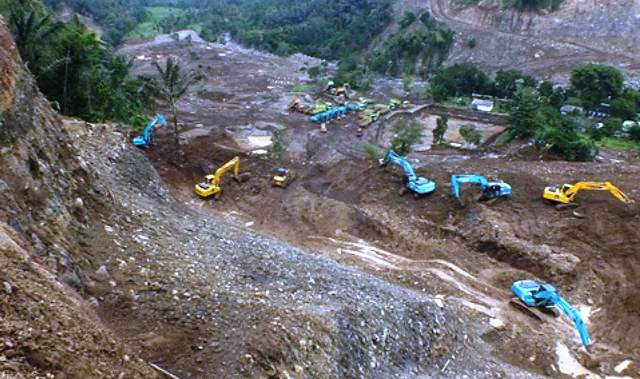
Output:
[
  {"xmin": 509, "ymin": 298, "xmax": 547, "ymax": 322},
  {"xmin": 510, "ymin": 298, "xmax": 562, "ymax": 321}
]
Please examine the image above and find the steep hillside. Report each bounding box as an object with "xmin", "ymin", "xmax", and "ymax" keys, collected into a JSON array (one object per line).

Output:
[
  {"xmin": 0, "ymin": 17, "xmax": 157, "ymax": 378},
  {"xmin": 388, "ymin": 0, "xmax": 640, "ymax": 82}
]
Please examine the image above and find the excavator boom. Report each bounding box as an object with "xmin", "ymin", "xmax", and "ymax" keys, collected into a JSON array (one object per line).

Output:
[
  {"xmin": 132, "ymin": 113, "xmax": 168, "ymax": 147},
  {"xmin": 379, "ymin": 149, "xmax": 436, "ymax": 196}
]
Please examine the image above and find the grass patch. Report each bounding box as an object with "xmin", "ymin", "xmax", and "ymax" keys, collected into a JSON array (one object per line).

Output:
[
  {"xmin": 290, "ymin": 83, "xmax": 315, "ymax": 93},
  {"xmin": 599, "ymin": 137, "xmax": 640, "ymax": 151},
  {"xmin": 494, "ymin": 130, "xmax": 514, "ymax": 146}
]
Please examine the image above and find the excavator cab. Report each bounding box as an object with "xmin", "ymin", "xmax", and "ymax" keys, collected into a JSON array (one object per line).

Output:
[{"xmin": 195, "ymin": 175, "xmax": 220, "ymax": 197}]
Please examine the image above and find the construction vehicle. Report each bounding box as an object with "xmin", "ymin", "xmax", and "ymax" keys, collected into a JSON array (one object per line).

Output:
[
  {"xmin": 288, "ymin": 98, "xmax": 333, "ymax": 115},
  {"xmin": 326, "ymin": 81, "xmax": 350, "ymax": 99},
  {"xmin": 379, "ymin": 149, "xmax": 436, "ymax": 196},
  {"xmin": 272, "ymin": 168, "xmax": 295, "ymax": 188},
  {"xmin": 451, "ymin": 174, "xmax": 512, "ymax": 203},
  {"xmin": 310, "ymin": 104, "xmax": 357, "ymax": 123},
  {"xmin": 132, "ymin": 113, "xmax": 168, "ymax": 147},
  {"xmin": 358, "ymin": 99, "xmax": 400, "ymax": 128},
  {"xmin": 359, "ymin": 110, "xmax": 380, "ymax": 128},
  {"xmin": 195, "ymin": 156, "xmax": 243, "ymax": 198},
  {"xmin": 542, "ymin": 181, "xmax": 632, "ymax": 205},
  {"xmin": 511, "ymin": 280, "xmax": 591, "ymax": 349}
]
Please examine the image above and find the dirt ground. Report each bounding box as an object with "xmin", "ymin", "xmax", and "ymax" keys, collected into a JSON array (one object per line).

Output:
[{"xmin": 116, "ymin": 34, "xmax": 640, "ymax": 378}]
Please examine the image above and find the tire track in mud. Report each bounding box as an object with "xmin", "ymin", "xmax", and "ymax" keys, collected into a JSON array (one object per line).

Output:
[{"xmin": 309, "ymin": 236, "xmax": 505, "ymax": 318}]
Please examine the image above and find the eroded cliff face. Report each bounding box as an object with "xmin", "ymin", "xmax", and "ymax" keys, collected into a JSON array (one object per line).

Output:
[
  {"xmin": 390, "ymin": 0, "xmax": 640, "ymax": 82},
  {"xmin": 0, "ymin": 17, "xmax": 157, "ymax": 378},
  {"xmin": 0, "ymin": 15, "xmax": 97, "ymax": 289},
  {"xmin": 455, "ymin": 0, "xmax": 640, "ymax": 56}
]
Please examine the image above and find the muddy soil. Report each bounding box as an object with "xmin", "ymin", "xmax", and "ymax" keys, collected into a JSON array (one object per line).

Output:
[{"xmin": 118, "ymin": 35, "xmax": 640, "ymax": 377}]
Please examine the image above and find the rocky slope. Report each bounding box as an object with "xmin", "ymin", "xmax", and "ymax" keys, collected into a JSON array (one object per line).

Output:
[
  {"xmin": 389, "ymin": 0, "xmax": 640, "ymax": 82},
  {"xmin": 0, "ymin": 17, "xmax": 158, "ymax": 378}
]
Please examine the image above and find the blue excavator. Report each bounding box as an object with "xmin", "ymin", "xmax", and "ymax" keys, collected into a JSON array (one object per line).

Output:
[
  {"xmin": 512, "ymin": 280, "xmax": 591, "ymax": 349},
  {"xmin": 451, "ymin": 174, "xmax": 512, "ymax": 203},
  {"xmin": 132, "ymin": 113, "xmax": 168, "ymax": 147},
  {"xmin": 379, "ymin": 149, "xmax": 436, "ymax": 196}
]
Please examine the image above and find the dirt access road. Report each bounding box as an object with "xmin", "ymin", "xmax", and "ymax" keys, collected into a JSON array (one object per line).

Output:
[{"xmin": 120, "ymin": 34, "xmax": 640, "ymax": 377}]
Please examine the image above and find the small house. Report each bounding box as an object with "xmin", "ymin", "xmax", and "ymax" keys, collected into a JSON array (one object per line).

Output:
[{"xmin": 471, "ymin": 98, "xmax": 494, "ymax": 112}]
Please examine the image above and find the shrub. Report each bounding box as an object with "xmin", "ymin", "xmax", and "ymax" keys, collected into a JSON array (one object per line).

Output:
[
  {"xmin": 391, "ymin": 122, "xmax": 424, "ymax": 156},
  {"xmin": 400, "ymin": 12, "xmax": 416, "ymax": 28},
  {"xmin": 611, "ymin": 98, "xmax": 637, "ymax": 120},
  {"xmin": 459, "ymin": 125, "xmax": 482, "ymax": 145},
  {"xmin": 362, "ymin": 142, "xmax": 384, "ymax": 162},
  {"xmin": 629, "ymin": 125, "xmax": 640, "ymax": 141}
]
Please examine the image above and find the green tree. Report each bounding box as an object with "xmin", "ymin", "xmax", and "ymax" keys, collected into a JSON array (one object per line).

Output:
[
  {"xmin": 433, "ymin": 115, "xmax": 448, "ymax": 144},
  {"xmin": 570, "ymin": 64, "xmax": 624, "ymax": 108},
  {"xmin": 494, "ymin": 69, "xmax": 536, "ymax": 98},
  {"xmin": 391, "ymin": 122, "xmax": 423, "ymax": 156},
  {"xmin": 539, "ymin": 80, "xmax": 554, "ymax": 98},
  {"xmin": 400, "ymin": 11, "xmax": 416, "ymax": 28},
  {"xmin": 430, "ymin": 62, "xmax": 491, "ymax": 102},
  {"xmin": 143, "ymin": 57, "xmax": 201, "ymax": 149},
  {"xmin": 534, "ymin": 106, "xmax": 597, "ymax": 161},
  {"xmin": 549, "ymin": 87, "xmax": 566, "ymax": 109},
  {"xmin": 56, "ymin": 18, "xmax": 104, "ymax": 116},
  {"xmin": 459, "ymin": 125, "xmax": 482, "ymax": 146},
  {"xmin": 611, "ymin": 97, "xmax": 637, "ymax": 120},
  {"xmin": 509, "ymin": 87, "xmax": 540, "ymax": 138},
  {"xmin": 8, "ymin": 0, "xmax": 62, "ymax": 68},
  {"xmin": 589, "ymin": 118, "xmax": 622, "ymax": 140}
]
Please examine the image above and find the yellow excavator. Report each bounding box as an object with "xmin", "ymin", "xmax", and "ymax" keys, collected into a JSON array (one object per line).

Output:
[
  {"xmin": 195, "ymin": 156, "xmax": 243, "ymax": 198},
  {"xmin": 543, "ymin": 181, "xmax": 632, "ymax": 205}
]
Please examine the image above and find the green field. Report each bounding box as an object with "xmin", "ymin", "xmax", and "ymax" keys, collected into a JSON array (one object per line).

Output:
[
  {"xmin": 599, "ymin": 137, "xmax": 640, "ymax": 151},
  {"xmin": 124, "ymin": 6, "xmax": 201, "ymax": 41}
]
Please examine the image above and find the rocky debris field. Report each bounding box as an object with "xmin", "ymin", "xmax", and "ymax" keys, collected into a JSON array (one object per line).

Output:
[
  {"xmin": 67, "ymin": 120, "xmax": 539, "ymax": 378},
  {"xmin": 121, "ymin": 34, "xmax": 640, "ymax": 378}
]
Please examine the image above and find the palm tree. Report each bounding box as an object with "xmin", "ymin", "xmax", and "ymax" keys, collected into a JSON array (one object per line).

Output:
[
  {"xmin": 8, "ymin": 0, "xmax": 62, "ymax": 68},
  {"xmin": 143, "ymin": 57, "xmax": 201, "ymax": 151}
]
